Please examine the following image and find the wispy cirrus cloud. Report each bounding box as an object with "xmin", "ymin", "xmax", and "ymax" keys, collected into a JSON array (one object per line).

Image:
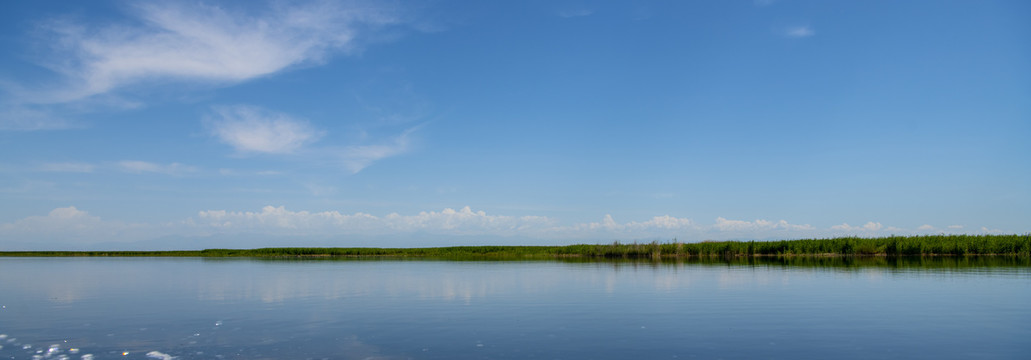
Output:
[
  {"xmin": 784, "ymin": 25, "xmax": 815, "ymax": 38},
  {"xmin": 27, "ymin": 1, "xmax": 400, "ymax": 103},
  {"xmin": 207, "ymin": 105, "xmax": 323, "ymax": 154},
  {"xmin": 1, "ymin": 1, "xmax": 412, "ymax": 132},
  {"xmin": 206, "ymin": 104, "xmax": 417, "ymax": 173},
  {"xmin": 118, "ymin": 160, "xmax": 197, "ymax": 175},
  {"xmin": 0, "ymin": 105, "xmax": 80, "ymax": 131},
  {"xmin": 339, "ymin": 127, "xmax": 417, "ymax": 173}
]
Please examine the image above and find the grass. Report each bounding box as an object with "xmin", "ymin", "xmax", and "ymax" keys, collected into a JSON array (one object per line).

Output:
[{"xmin": 0, "ymin": 234, "xmax": 1028, "ymax": 259}]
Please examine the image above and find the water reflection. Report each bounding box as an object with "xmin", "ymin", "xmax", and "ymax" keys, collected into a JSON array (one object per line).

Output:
[
  {"xmin": 0, "ymin": 256, "xmax": 1028, "ymax": 360},
  {"xmin": 0, "ymin": 256, "xmax": 1027, "ymax": 305}
]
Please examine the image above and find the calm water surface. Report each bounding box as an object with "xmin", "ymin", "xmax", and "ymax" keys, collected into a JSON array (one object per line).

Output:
[{"xmin": 0, "ymin": 257, "xmax": 1028, "ymax": 359}]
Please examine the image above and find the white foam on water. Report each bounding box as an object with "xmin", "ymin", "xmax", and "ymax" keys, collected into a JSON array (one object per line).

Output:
[
  {"xmin": 0, "ymin": 334, "xmax": 7, "ymax": 339},
  {"xmin": 23, "ymin": 344, "xmax": 32, "ymax": 350},
  {"xmin": 81, "ymin": 355, "xmax": 94, "ymax": 360},
  {"xmin": 69, "ymin": 348, "xmax": 80, "ymax": 354},
  {"xmin": 146, "ymin": 350, "xmax": 175, "ymax": 360}
]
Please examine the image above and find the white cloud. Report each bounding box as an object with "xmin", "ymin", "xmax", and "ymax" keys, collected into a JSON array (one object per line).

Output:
[
  {"xmin": 831, "ymin": 223, "xmax": 851, "ymax": 230},
  {"xmin": 980, "ymin": 226, "xmax": 1003, "ymax": 234},
  {"xmin": 0, "ymin": 105, "xmax": 79, "ymax": 131},
  {"xmin": 784, "ymin": 26, "xmax": 815, "ymax": 38},
  {"xmin": 713, "ymin": 217, "xmax": 814, "ymax": 232},
  {"xmin": 1, "ymin": 206, "xmax": 102, "ymax": 234},
  {"xmin": 0, "ymin": 206, "xmax": 149, "ymax": 245},
  {"xmin": 635, "ymin": 215, "xmax": 695, "ymax": 230},
  {"xmin": 31, "ymin": 1, "xmax": 400, "ymax": 103},
  {"xmin": 831, "ymin": 221, "xmax": 885, "ymax": 232},
  {"xmin": 118, "ymin": 160, "xmax": 197, "ymax": 175},
  {"xmin": 1, "ymin": 206, "xmax": 1016, "ymax": 248},
  {"xmin": 207, "ymin": 104, "xmax": 416, "ymax": 173},
  {"xmin": 208, "ymin": 105, "xmax": 322, "ymax": 154},
  {"xmin": 339, "ymin": 127, "xmax": 417, "ymax": 173},
  {"xmin": 195, "ymin": 205, "xmax": 556, "ymax": 236},
  {"xmin": 38, "ymin": 162, "xmax": 96, "ymax": 173},
  {"xmin": 947, "ymin": 225, "xmax": 964, "ymax": 229},
  {"xmin": 917, "ymin": 224, "xmax": 935, "ymax": 230},
  {"xmin": 565, "ymin": 215, "xmax": 817, "ymax": 240},
  {"xmin": 48, "ymin": 206, "xmax": 92, "ymax": 219}
]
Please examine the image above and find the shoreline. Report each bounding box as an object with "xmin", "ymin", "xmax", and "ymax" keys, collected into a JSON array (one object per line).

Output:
[{"xmin": 1, "ymin": 234, "xmax": 1028, "ymax": 258}]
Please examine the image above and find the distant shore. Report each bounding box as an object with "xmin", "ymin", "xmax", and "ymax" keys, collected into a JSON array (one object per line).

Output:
[{"xmin": 1, "ymin": 235, "xmax": 1028, "ymax": 258}]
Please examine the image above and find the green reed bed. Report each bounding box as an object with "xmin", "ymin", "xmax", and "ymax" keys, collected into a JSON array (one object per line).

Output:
[{"xmin": 1, "ymin": 234, "xmax": 1028, "ymax": 258}]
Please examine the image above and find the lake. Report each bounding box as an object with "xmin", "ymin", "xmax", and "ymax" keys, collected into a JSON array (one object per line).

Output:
[{"xmin": 1, "ymin": 257, "xmax": 1028, "ymax": 359}]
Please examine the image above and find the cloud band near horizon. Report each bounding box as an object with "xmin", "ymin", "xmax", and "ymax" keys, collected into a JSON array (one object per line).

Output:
[{"xmin": 0, "ymin": 205, "xmax": 1001, "ymax": 249}]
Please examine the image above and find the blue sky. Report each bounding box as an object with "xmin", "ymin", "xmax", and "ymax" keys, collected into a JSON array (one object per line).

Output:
[{"xmin": 1, "ymin": 0, "xmax": 1028, "ymax": 250}]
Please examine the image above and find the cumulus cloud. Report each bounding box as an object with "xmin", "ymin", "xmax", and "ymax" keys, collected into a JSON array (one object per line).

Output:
[
  {"xmin": 1, "ymin": 206, "xmax": 1016, "ymax": 248},
  {"xmin": 830, "ymin": 222, "xmax": 883, "ymax": 232},
  {"xmin": 917, "ymin": 224, "xmax": 935, "ymax": 230},
  {"xmin": 4, "ymin": 206, "xmax": 103, "ymax": 235},
  {"xmin": 784, "ymin": 26, "xmax": 815, "ymax": 38},
  {"xmin": 196, "ymin": 205, "xmax": 555, "ymax": 236},
  {"xmin": 208, "ymin": 105, "xmax": 322, "ymax": 154},
  {"xmin": 558, "ymin": 215, "xmax": 821, "ymax": 240},
  {"xmin": 713, "ymin": 217, "xmax": 814, "ymax": 232},
  {"xmin": 0, "ymin": 206, "xmax": 146, "ymax": 245},
  {"xmin": 569, "ymin": 214, "xmax": 698, "ymax": 236},
  {"xmin": 864, "ymin": 222, "xmax": 883, "ymax": 231},
  {"xmin": 980, "ymin": 226, "xmax": 1003, "ymax": 234},
  {"xmin": 30, "ymin": 1, "xmax": 400, "ymax": 103},
  {"xmin": 118, "ymin": 160, "xmax": 197, "ymax": 175}
]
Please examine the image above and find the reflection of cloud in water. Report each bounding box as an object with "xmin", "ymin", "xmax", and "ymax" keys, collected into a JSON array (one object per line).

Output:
[
  {"xmin": 0, "ymin": 259, "xmax": 784, "ymax": 306},
  {"xmin": 195, "ymin": 261, "xmax": 573, "ymax": 304},
  {"xmin": 0, "ymin": 258, "xmax": 147, "ymax": 303}
]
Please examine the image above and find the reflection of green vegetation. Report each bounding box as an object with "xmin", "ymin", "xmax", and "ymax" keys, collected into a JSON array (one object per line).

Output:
[
  {"xmin": 1, "ymin": 235, "xmax": 1028, "ymax": 259},
  {"xmin": 664, "ymin": 254, "xmax": 1031, "ymax": 270},
  {"xmin": 205, "ymin": 254, "xmax": 1031, "ymax": 271}
]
